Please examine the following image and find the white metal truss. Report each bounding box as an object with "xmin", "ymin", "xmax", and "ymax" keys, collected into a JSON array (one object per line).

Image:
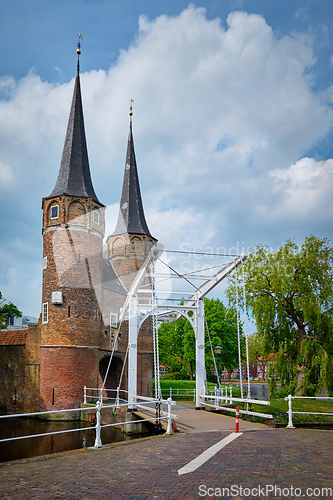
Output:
[{"xmin": 124, "ymin": 247, "xmax": 247, "ymax": 408}]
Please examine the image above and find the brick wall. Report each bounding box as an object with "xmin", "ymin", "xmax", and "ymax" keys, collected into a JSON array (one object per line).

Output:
[
  {"xmin": 39, "ymin": 346, "xmax": 100, "ymax": 411},
  {"xmin": 0, "ymin": 324, "xmax": 41, "ymax": 413}
]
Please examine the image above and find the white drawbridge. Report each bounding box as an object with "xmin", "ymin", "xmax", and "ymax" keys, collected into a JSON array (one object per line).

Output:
[{"xmin": 118, "ymin": 246, "xmax": 247, "ymax": 408}]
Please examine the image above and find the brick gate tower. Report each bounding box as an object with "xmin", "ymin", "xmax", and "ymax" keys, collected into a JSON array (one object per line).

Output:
[
  {"xmin": 106, "ymin": 105, "xmax": 157, "ymax": 397},
  {"xmin": 106, "ymin": 106, "xmax": 157, "ymax": 290},
  {"xmin": 40, "ymin": 54, "xmax": 108, "ymax": 411}
]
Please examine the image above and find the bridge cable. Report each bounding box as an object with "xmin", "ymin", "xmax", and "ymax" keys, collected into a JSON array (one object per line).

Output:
[
  {"xmin": 150, "ymin": 259, "xmax": 161, "ymax": 399},
  {"xmin": 235, "ymin": 270, "xmax": 244, "ymax": 399},
  {"xmin": 242, "ymin": 261, "xmax": 251, "ymax": 400},
  {"xmin": 164, "ymin": 249, "xmax": 242, "ymax": 257},
  {"xmin": 99, "ymin": 316, "xmax": 124, "ymax": 403},
  {"xmin": 116, "ymin": 342, "xmax": 129, "ymax": 402},
  {"xmin": 204, "ymin": 315, "xmax": 220, "ymax": 391},
  {"xmin": 157, "ymin": 257, "xmax": 199, "ymax": 292}
]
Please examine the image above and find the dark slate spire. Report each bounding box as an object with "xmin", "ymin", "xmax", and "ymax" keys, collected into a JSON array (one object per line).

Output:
[
  {"xmin": 112, "ymin": 111, "xmax": 154, "ymax": 238},
  {"xmin": 48, "ymin": 58, "xmax": 101, "ymax": 204}
]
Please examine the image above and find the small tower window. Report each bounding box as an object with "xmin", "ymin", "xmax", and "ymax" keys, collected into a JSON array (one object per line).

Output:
[
  {"xmin": 110, "ymin": 313, "xmax": 117, "ymax": 328},
  {"xmin": 51, "ymin": 205, "xmax": 59, "ymax": 219},
  {"xmin": 93, "ymin": 210, "xmax": 99, "ymax": 225},
  {"xmin": 43, "ymin": 256, "xmax": 47, "ymax": 270},
  {"xmin": 42, "ymin": 302, "xmax": 48, "ymax": 324}
]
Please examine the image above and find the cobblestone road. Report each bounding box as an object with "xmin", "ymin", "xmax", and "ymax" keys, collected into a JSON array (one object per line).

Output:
[{"xmin": 0, "ymin": 428, "xmax": 332, "ymax": 500}]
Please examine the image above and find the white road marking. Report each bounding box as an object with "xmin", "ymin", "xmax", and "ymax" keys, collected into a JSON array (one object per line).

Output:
[{"xmin": 177, "ymin": 432, "xmax": 243, "ymax": 475}]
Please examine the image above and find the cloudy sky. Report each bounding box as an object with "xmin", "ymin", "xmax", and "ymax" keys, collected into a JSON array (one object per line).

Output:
[{"xmin": 0, "ymin": 0, "xmax": 333, "ymax": 318}]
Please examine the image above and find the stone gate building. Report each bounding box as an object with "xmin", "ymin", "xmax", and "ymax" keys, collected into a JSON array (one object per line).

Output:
[{"xmin": 0, "ymin": 57, "xmax": 156, "ymax": 414}]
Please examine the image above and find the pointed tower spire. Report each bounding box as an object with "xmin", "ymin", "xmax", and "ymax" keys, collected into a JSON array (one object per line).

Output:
[
  {"xmin": 112, "ymin": 101, "xmax": 154, "ymax": 238},
  {"xmin": 48, "ymin": 40, "xmax": 101, "ymax": 204}
]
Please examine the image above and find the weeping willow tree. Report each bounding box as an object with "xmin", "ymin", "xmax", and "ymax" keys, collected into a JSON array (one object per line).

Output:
[{"xmin": 227, "ymin": 236, "xmax": 333, "ymax": 396}]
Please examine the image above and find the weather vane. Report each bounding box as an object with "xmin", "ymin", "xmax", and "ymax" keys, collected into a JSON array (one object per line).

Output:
[
  {"xmin": 77, "ymin": 33, "xmax": 83, "ymax": 55},
  {"xmin": 129, "ymin": 98, "xmax": 134, "ymax": 117}
]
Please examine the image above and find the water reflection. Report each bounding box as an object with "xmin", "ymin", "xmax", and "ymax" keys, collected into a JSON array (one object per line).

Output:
[
  {"xmin": 231, "ymin": 383, "xmax": 270, "ymax": 400},
  {"xmin": 0, "ymin": 417, "xmax": 136, "ymax": 463}
]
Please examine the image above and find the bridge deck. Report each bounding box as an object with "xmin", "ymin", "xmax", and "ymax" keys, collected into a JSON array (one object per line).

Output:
[
  {"xmin": 172, "ymin": 401, "xmax": 268, "ymax": 432},
  {"xmin": 135, "ymin": 400, "xmax": 268, "ymax": 432}
]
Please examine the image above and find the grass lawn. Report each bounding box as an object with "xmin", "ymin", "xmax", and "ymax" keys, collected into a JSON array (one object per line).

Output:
[
  {"xmin": 252, "ymin": 397, "xmax": 333, "ymax": 425},
  {"xmin": 160, "ymin": 380, "xmax": 212, "ymax": 390},
  {"xmin": 159, "ymin": 379, "xmax": 242, "ymax": 397}
]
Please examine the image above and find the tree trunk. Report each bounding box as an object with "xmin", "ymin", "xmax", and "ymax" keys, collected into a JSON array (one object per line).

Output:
[
  {"xmin": 189, "ymin": 361, "xmax": 194, "ymax": 381},
  {"xmin": 257, "ymin": 359, "xmax": 266, "ymax": 381},
  {"xmin": 295, "ymin": 324, "xmax": 308, "ymax": 395},
  {"xmin": 261, "ymin": 362, "xmax": 266, "ymax": 381}
]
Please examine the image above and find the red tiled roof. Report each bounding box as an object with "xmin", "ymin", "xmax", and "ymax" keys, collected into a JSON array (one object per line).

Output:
[
  {"xmin": 0, "ymin": 330, "xmax": 27, "ymax": 346},
  {"xmin": 258, "ymin": 353, "xmax": 274, "ymax": 360}
]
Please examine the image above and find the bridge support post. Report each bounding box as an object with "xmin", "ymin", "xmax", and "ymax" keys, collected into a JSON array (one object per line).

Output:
[
  {"xmin": 195, "ymin": 299, "xmax": 206, "ymax": 408},
  {"xmin": 166, "ymin": 397, "xmax": 173, "ymax": 434},
  {"xmin": 94, "ymin": 400, "xmax": 103, "ymax": 448},
  {"xmin": 128, "ymin": 294, "xmax": 138, "ymax": 409},
  {"xmin": 285, "ymin": 394, "xmax": 295, "ymax": 429}
]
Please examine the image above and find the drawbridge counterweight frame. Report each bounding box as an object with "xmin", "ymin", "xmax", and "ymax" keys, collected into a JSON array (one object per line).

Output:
[{"xmin": 120, "ymin": 247, "xmax": 247, "ymax": 408}]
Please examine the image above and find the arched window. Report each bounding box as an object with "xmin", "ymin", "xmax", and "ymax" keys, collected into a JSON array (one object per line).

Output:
[
  {"xmin": 131, "ymin": 237, "xmax": 143, "ymax": 255},
  {"xmin": 50, "ymin": 204, "xmax": 59, "ymax": 219},
  {"xmin": 93, "ymin": 210, "xmax": 99, "ymax": 225},
  {"xmin": 112, "ymin": 238, "xmax": 123, "ymax": 255},
  {"xmin": 68, "ymin": 201, "xmax": 85, "ymax": 223}
]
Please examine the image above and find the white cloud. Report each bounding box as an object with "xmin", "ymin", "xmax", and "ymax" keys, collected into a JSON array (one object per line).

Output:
[
  {"xmin": 0, "ymin": 160, "xmax": 14, "ymax": 185},
  {"xmin": 1, "ymin": 6, "xmax": 333, "ymax": 315},
  {"xmin": 147, "ymin": 205, "xmax": 215, "ymax": 250},
  {"xmin": 295, "ymin": 6, "xmax": 310, "ymax": 22},
  {"xmin": 270, "ymin": 157, "xmax": 333, "ymax": 221}
]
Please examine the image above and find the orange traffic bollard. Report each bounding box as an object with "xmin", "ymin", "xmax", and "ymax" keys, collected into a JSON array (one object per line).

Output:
[{"xmin": 235, "ymin": 406, "xmax": 240, "ymax": 433}]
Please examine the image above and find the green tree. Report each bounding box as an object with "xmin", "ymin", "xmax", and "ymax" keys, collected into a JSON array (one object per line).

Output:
[
  {"xmin": 204, "ymin": 298, "xmax": 243, "ymax": 381},
  {"xmin": 227, "ymin": 236, "xmax": 333, "ymax": 396},
  {"xmin": 0, "ymin": 292, "xmax": 22, "ymax": 329},
  {"xmin": 158, "ymin": 315, "xmax": 196, "ymax": 379},
  {"xmin": 247, "ymin": 332, "xmax": 271, "ymax": 381},
  {"xmin": 158, "ymin": 297, "xmax": 243, "ymax": 381}
]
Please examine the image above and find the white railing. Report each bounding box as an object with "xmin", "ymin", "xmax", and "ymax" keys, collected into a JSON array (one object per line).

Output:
[
  {"xmin": 200, "ymin": 392, "xmax": 273, "ymax": 419},
  {"xmin": 161, "ymin": 388, "xmax": 196, "ymax": 401},
  {"xmin": 83, "ymin": 386, "xmax": 128, "ymax": 406},
  {"xmin": 160, "ymin": 386, "xmax": 232, "ymax": 401},
  {"xmin": 0, "ymin": 395, "xmax": 175, "ymax": 448},
  {"xmin": 285, "ymin": 394, "xmax": 333, "ymax": 429}
]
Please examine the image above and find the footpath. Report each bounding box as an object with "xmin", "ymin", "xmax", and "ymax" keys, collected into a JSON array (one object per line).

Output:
[{"xmin": 0, "ymin": 405, "xmax": 332, "ymax": 500}]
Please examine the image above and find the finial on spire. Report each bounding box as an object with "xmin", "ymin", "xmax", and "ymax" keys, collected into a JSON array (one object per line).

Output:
[
  {"xmin": 129, "ymin": 98, "xmax": 134, "ymax": 121},
  {"xmin": 76, "ymin": 33, "xmax": 83, "ymax": 72}
]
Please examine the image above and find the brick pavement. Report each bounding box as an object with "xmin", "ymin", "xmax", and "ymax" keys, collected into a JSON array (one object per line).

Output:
[{"xmin": 0, "ymin": 428, "xmax": 332, "ymax": 500}]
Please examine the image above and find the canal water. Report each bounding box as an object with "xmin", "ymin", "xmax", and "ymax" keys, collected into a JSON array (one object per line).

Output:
[
  {"xmin": 0, "ymin": 417, "xmax": 138, "ymax": 463},
  {"xmin": 240, "ymin": 384, "xmax": 270, "ymax": 400},
  {"xmin": 1, "ymin": 386, "xmax": 270, "ymax": 463}
]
